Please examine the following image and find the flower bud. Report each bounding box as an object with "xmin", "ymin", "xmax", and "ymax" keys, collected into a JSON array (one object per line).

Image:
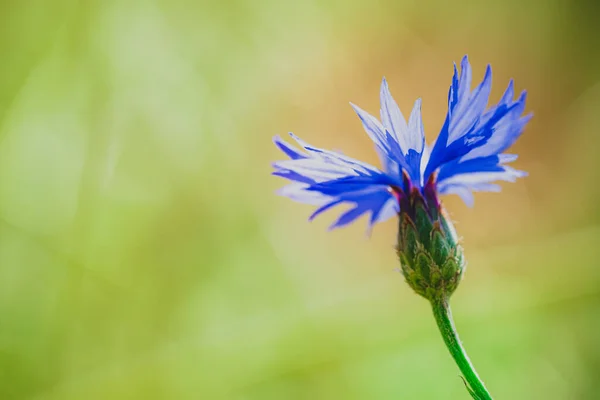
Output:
[{"xmin": 395, "ymin": 180, "xmax": 465, "ymax": 301}]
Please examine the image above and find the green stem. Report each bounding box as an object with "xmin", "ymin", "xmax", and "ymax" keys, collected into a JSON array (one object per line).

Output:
[{"xmin": 431, "ymin": 297, "xmax": 493, "ymax": 400}]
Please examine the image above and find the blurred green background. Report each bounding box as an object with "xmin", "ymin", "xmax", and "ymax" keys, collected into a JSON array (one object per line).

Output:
[{"xmin": 0, "ymin": 0, "xmax": 599, "ymax": 398}]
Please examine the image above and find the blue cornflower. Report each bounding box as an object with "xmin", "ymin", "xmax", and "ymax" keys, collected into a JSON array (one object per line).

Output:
[
  {"xmin": 272, "ymin": 56, "xmax": 531, "ymax": 232},
  {"xmin": 272, "ymin": 56, "xmax": 531, "ymax": 398}
]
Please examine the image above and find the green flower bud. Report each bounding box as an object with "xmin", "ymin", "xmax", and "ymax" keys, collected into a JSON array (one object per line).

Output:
[{"xmin": 395, "ymin": 180, "xmax": 465, "ymax": 301}]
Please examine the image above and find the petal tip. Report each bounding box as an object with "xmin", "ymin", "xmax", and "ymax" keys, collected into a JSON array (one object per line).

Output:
[
  {"xmin": 518, "ymin": 90, "xmax": 528, "ymax": 102},
  {"xmin": 460, "ymin": 55, "xmax": 470, "ymax": 68},
  {"xmin": 272, "ymin": 134, "xmax": 283, "ymax": 144}
]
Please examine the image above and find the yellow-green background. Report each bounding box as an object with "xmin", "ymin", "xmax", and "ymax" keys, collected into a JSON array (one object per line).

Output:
[{"xmin": 0, "ymin": 1, "xmax": 599, "ymax": 399}]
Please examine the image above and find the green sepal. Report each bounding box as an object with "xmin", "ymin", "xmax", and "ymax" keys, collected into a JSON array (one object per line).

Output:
[
  {"xmin": 414, "ymin": 205, "xmax": 433, "ymax": 248},
  {"xmin": 396, "ymin": 198, "xmax": 465, "ymax": 301},
  {"xmin": 415, "ymin": 251, "xmax": 432, "ymax": 281},
  {"xmin": 431, "ymin": 224, "xmax": 451, "ymax": 266}
]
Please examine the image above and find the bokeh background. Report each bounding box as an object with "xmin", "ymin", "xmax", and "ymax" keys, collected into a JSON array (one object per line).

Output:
[{"xmin": 0, "ymin": 0, "xmax": 599, "ymax": 399}]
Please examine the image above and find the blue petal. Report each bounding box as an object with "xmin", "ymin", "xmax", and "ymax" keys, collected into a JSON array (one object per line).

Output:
[
  {"xmin": 272, "ymin": 169, "xmax": 316, "ymax": 185},
  {"xmin": 437, "ymin": 154, "xmax": 508, "ymax": 183},
  {"xmin": 351, "ymin": 100, "xmax": 416, "ymax": 175},
  {"xmin": 309, "ymin": 186, "xmax": 396, "ymax": 229},
  {"xmin": 307, "ymin": 174, "xmax": 399, "ymax": 196},
  {"xmin": 425, "ymin": 58, "xmax": 529, "ymax": 180},
  {"xmin": 437, "ymin": 164, "xmax": 527, "ymax": 206},
  {"xmin": 309, "ymin": 198, "xmax": 344, "ymax": 221},
  {"xmin": 384, "ymin": 131, "xmax": 410, "ymax": 173},
  {"xmin": 438, "ymin": 182, "xmax": 503, "ymax": 207},
  {"xmin": 272, "ymin": 133, "xmax": 399, "ymax": 230},
  {"xmin": 435, "ymin": 152, "xmax": 523, "ymax": 206},
  {"xmin": 461, "ymin": 96, "xmax": 531, "ymax": 161},
  {"xmin": 369, "ymin": 197, "xmax": 399, "ymax": 227},
  {"xmin": 350, "ymin": 102, "xmax": 394, "ymax": 161},
  {"xmin": 328, "ymin": 189, "xmax": 393, "ymax": 230},
  {"xmin": 447, "ymin": 64, "xmax": 492, "ymax": 144}
]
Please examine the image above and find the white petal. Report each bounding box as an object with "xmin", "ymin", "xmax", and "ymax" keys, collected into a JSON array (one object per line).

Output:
[
  {"xmin": 277, "ymin": 183, "xmax": 331, "ymax": 205},
  {"xmin": 379, "ymin": 78, "xmax": 409, "ymax": 151},
  {"xmin": 419, "ymin": 144, "xmax": 431, "ymax": 186},
  {"xmin": 350, "ymin": 102, "xmax": 389, "ymax": 153},
  {"xmin": 438, "ymin": 167, "xmax": 526, "ymax": 189},
  {"xmin": 407, "ymin": 98, "xmax": 425, "ymax": 153},
  {"xmin": 274, "ymin": 159, "xmax": 357, "ymax": 182}
]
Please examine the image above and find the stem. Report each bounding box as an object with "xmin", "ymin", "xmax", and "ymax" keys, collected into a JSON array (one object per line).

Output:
[{"xmin": 431, "ymin": 297, "xmax": 493, "ymax": 400}]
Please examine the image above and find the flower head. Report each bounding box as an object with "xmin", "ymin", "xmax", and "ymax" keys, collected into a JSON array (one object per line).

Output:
[
  {"xmin": 272, "ymin": 55, "xmax": 531, "ymax": 300},
  {"xmin": 272, "ymin": 55, "xmax": 530, "ymax": 231}
]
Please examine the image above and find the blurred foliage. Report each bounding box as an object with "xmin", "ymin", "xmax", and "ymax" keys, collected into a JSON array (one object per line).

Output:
[{"xmin": 0, "ymin": 0, "xmax": 599, "ymax": 399}]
